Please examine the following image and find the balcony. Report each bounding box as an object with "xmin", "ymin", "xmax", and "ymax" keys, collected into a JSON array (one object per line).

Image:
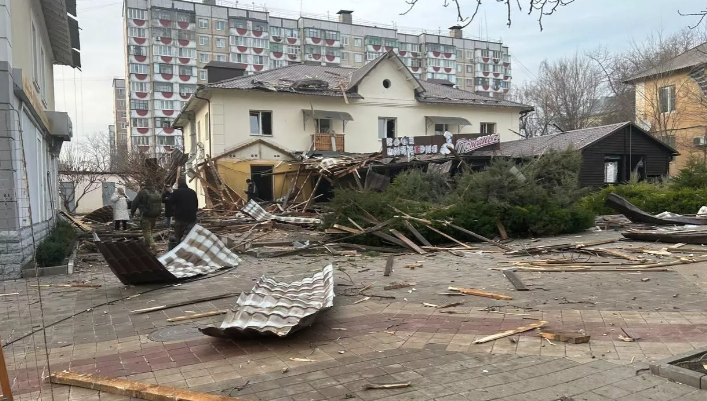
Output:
[
  {"xmin": 428, "ymin": 51, "xmax": 455, "ymax": 60},
  {"xmin": 131, "ymin": 109, "xmax": 152, "ymax": 118},
  {"xmin": 153, "ymin": 91, "xmax": 178, "ymax": 101},
  {"xmin": 323, "ymin": 55, "xmax": 340, "ymax": 64},
  {"xmin": 128, "ymin": 36, "xmax": 148, "ymax": 46},
  {"xmin": 247, "ymin": 64, "xmax": 268, "ymax": 73},
  {"xmin": 130, "ymin": 72, "xmax": 150, "ymax": 82},
  {"xmin": 130, "ymin": 54, "xmax": 149, "ymax": 64},
  {"xmin": 176, "ymin": 39, "xmax": 196, "ymax": 48},
  {"xmin": 155, "ymin": 109, "xmax": 177, "ymax": 118},
  {"xmin": 177, "ymin": 57, "xmax": 196, "ymax": 66},
  {"xmin": 311, "ymin": 134, "xmax": 344, "ymax": 152},
  {"xmin": 475, "ymin": 70, "xmax": 492, "ymax": 78},
  {"xmin": 304, "ymin": 53, "xmax": 324, "ymax": 62},
  {"xmin": 127, "ymin": 18, "xmax": 147, "ymax": 28},
  {"xmin": 154, "ymin": 72, "xmax": 179, "ymax": 83},
  {"xmin": 175, "ymin": 21, "xmax": 195, "ymax": 30},
  {"xmin": 154, "ymin": 55, "xmax": 176, "ymax": 64},
  {"xmin": 131, "ymin": 91, "xmax": 150, "ymax": 100},
  {"xmin": 427, "ymin": 65, "xmax": 454, "ymax": 74},
  {"xmin": 176, "ymin": 74, "xmax": 197, "ymax": 84},
  {"xmin": 251, "ymin": 30, "xmax": 268, "ymax": 39},
  {"xmin": 323, "ymin": 39, "xmax": 341, "ymax": 47},
  {"xmin": 156, "ymin": 126, "xmax": 178, "ymax": 136},
  {"xmin": 132, "ymin": 127, "xmax": 151, "ymax": 136}
]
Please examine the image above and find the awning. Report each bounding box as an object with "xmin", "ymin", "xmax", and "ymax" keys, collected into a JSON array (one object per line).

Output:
[
  {"xmin": 425, "ymin": 116, "xmax": 471, "ymax": 126},
  {"xmin": 302, "ymin": 109, "xmax": 354, "ymax": 121}
]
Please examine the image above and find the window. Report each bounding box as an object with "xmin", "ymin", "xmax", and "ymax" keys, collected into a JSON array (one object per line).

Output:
[
  {"xmin": 342, "ymin": 52, "xmax": 349, "ymax": 61},
  {"xmin": 179, "ymin": 66, "xmax": 194, "ymax": 76},
  {"xmin": 216, "ymin": 38, "xmax": 226, "ymax": 48},
  {"xmin": 231, "ymin": 35, "xmax": 247, "ymax": 46},
  {"xmin": 199, "ymin": 35, "xmax": 209, "ymax": 46},
  {"xmin": 411, "ymin": 58, "xmax": 421, "ymax": 68},
  {"xmin": 249, "ymin": 111, "xmax": 272, "ymax": 136},
  {"xmin": 270, "ymin": 26, "xmax": 282, "ymax": 37},
  {"xmin": 270, "ymin": 60, "xmax": 286, "ymax": 69},
  {"xmin": 604, "ymin": 156, "xmax": 621, "ymax": 184},
  {"xmin": 176, "ymin": 13, "xmax": 192, "ymax": 23},
  {"xmin": 215, "ymin": 54, "xmax": 226, "ymax": 62},
  {"xmin": 342, "ymin": 36, "xmax": 349, "ymax": 46},
  {"xmin": 466, "ymin": 64, "xmax": 473, "ymax": 73},
  {"xmin": 325, "ymin": 48, "xmax": 340, "ymax": 57},
  {"xmin": 179, "ymin": 84, "xmax": 196, "ymax": 95},
  {"xmin": 131, "ymin": 82, "xmax": 149, "ymax": 92},
  {"xmin": 466, "ymin": 50, "xmax": 473, "ymax": 59},
  {"xmin": 252, "ymin": 22, "xmax": 267, "ymax": 32},
  {"xmin": 131, "ymin": 118, "xmax": 149, "ymax": 128},
  {"xmin": 305, "ymin": 28, "xmax": 320, "ymax": 38},
  {"xmin": 154, "ymin": 82, "xmax": 173, "ymax": 92},
  {"xmin": 199, "ymin": 52, "xmax": 210, "ymax": 63},
  {"xmin": 493, "ymin": 79, "xmax": 503, "ymax": 88},
  {"xmin": 253, "ymin": 55, "xmax": 265, "ymax": 65},
  {"xmin": 316, "ymin": 119, "xmax": 332, "ymax": 133},
  {"xmin": 481, "ymin": 63, "xmax": 490, "ymax": 72},
  {"xmin": 129, "ymin": 45, "xmax": 147, "ymax": 56},
  {"xmin": 354, "ymin": 38, "xmax": 362, "ymax": 47},
  {"xmin": 215, "ymin": 20, "xmax": 226, "ymax": 31},
  {"xmin": 355, "ymin": 53, "xmax": 363, "ymax": 63},
  {"xmin": 154, "ymin": 10, "xmax": 170, "ymax": 20},
  {"xmin": 251, "ymin": 38, "xmax": 267, "ymax": 48},
  {"xmin": 155, "ymin": 117, "xmax": 173, "ymax": 128},
  {"xmin": 157, "ymin": 136, "xmax": 176, "ymax": 146},
  {"xmin": 31, "ymin": 21, "xmax": 39, "ymax": 85},
  {"xmin": 480, "ymin": 123, "xmax": 496, "ymax": 134},
  {"xmin": 199, "ymin": 69, "xmax": 207, "ymax": 80},
  {"xmin": 659, "ymin": 85, "xmax": 676, "ymax": 113},
  {"xmin": 481, "ymin": 49, "xmax": 490, "ymax": 57},
  {"xmin": 271, "ymin": 43, "xmax": 283, "ymax": 53},
  {"xmin": 285, "ymin": 28, "xmax": 297, "ymax": 38},
  {"xmin": 157, "ymin": 64, "xmax": 173, "ymax": 74},
  {"xmin": 128, "ymin": 27, "xmax": 146, "ymax": 38},
  {"xmin": 153, "ymin": 45, "xmax": 172, "ymax": 56},
  {"xmin": 230, "ymin": 19, "xmax": 246, "ymax": 29},
  {"xmin": 366, "ymin": 36, "xmax": 382, "ymax": 46},
  {"xmin": 456, "ymin": 64, "xmax": 463, "ymax": 73},
  {"xmin": 118, "ymin": 88, "xmax": 126, "ymax": 96},
  {"xmin": 230, "ymin": 53, "xmax": 245, "ymax": 63},
  {"xmin": 378, "ymin": 118, "xmax": 396, "ymax": 139},
  {"xmin": 366, "ymin": 52, "xmax": 377, "ymax": 61},
  {"xmin": 493, "ymin": 64, "xmax": 503, "ymax": 73},
  {"xmin": 304, "ymin": 45, "xmax": 320, "ymax": 55},
  {"xmin": 287, "ymin": 46, "xmax": 298, "ymax": 56},
  {"xmin": 127, "ymin": 8, "xmax": 147, "ymax": 20},
  {"xmin": 500, "ymin": 81, "xmax": 510, "ymax": 89},
  {"xmin": 456, "ymin": 49, "xmax": 462, "ymax": 59},
  {"xmin": 130, "ymin": 100, "xmax": 149, "ymax": 110},
  {"xmin": 129, "ymin": 63, "xmax": 150, "ymax": 74},
  {"xmin": 155, "ymin": 100, "xmax": 174, "ymax": 110},
  {"xmin": 119, "ymin": 122, "xmax": 128, "ymax": 129},
  {"xmin": 119, "ymin": 100, "xmax": 126, "ymax": 107},
  {"xmin": 466, "ymin": 79, "xmax": 474, "ymax": 87},
  {"xmin": 198, "ymin": 19, "xmax": 208, "ymax": 29},
  {"xmin": 325, "ymin": 31, "xmax": 339, "ymax": 41},
  {"xmin": 133, "ymin": 136, "xmax": 149, "ymax": 146},
  {"xmin": 491, "ymin": 50, "xmax": 501, "ymax": 59},
  {"xmin": 434, "ymin": 124, "xmax": 448, "ymax": 135},
  {"xmin": 119, "ymin": 111, "xmax": 127, "ymax": 119}
]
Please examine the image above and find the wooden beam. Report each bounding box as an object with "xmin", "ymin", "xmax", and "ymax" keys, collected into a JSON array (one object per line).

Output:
[
  {"xmin": 445, "ymin": 223, "xmax": 513, "ymax": 251},
  {"xmin": 424, "ymin": 225, "xmax": 472, "ymax": 249},
  {"xmin": 50, "ymin": 371, "xmax": 251, "ymax": 401},
  {"xmin": 473, "ymin": 321, "xmax": 547, "ymax": 344},
  {"xmin": 403, "ymin": 220, "xmax": 432, "ymax": 247},
  {"xmin": 389, "ymin": 229, "xmax": 427, "ymax": 254},
  {"xmin": 0, "ymin": 335, "xmax": 13, "ymax": 401},
  {"xmin": 303, "ymin": 174, "xmax": 323, "ymax": 211},
  {"xmin": 131, "ymin": 293, "xmax": 238, "ymax": 314},
  {"xmin": 448, "ymin": 286, "xmax": 512, "ymax": 300},
  {"xmin": 167, "ymin": 310, "xmax": 229, "ymax": 322},
  {"xmin": 502, "ymin": 269, "xmax": 529, "ymax": 291}
]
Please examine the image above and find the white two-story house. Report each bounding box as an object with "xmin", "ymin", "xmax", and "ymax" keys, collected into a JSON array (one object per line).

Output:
[{"xmin": 0, "ymin": 0, "xmax": 81, "ymax": 279}]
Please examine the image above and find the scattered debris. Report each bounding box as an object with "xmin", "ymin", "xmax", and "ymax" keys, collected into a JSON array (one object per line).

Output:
[
  {"xmin": 437, "ymin": 301, "xmax": 464, "ymax": 309},
  {"xmin": 539, "ymin": 331, "xmax": 590, "ymax": 344},
  {"xmin": 384, "ymin": 255, "xmax": 394, "ymax": 276},
  {"xmin": 448, "ymin": 286, "xmax": 512, "ymax": 300},
  {"xmin": 605, "ymin": 193, "xmax": 707, "ymax": 225},
  {"xmin": 31, "ymin": 283, "xmax": 101, "ymax": 288},
  {"xmin": 354, "ymin": 297, "xmax": 371, "ymax": 304},
  {"xmin": 167, "ymin": 310, "xmax": 229, "ymax": 322},
  {"xmin": 0, "ymin": 293, "xmax": 19, "ymax": 297},
  {"xmin": 131, "ymin": 293, "xmax": 238, "ymax": 314},
  {"xmin": 473, "ymin": 321, "xmax": 547, "ymax": 344},
  {"xmin": 384, "ymin": 282, "xmax": 415, "ymax": 290},
  {"xmin": 362, "ymin": 382, "xmax": 411, "ymax": 390},
  {"xmin": 289, "ymin": 358, "xmax": 315, "ymax": 362},
  {"xmin": 422, "ymin": 303, "xmax": 438, "ymax": 308},
  {"xmin": 641, "ymin": 278, "xmax": 650, "ymax": 282},
  {"xmin": 502, "ymin": 269, "xmax": 529, "ymax": 291},
  {"xmin": 404, "ymin": 263, "xmax": 423, "ymax": 269}
]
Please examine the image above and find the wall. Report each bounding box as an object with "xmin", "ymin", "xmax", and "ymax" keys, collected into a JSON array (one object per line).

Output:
[
  {"xmin": 216, "ymin": 160, "xmax": 312, "ymax": 205},
  {"xmin": 195, "ymin": 59, "xmax": 521, "ymax": 158},
  {"xmin": 60, "ymin": 174, "xmax": 129, "ymax": 214}
]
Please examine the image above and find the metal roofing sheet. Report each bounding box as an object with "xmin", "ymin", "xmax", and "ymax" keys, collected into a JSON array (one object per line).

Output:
[
  {"xmin": 83, "ymin": 206, "xmax": 114, "ymax": 223},
  {"xmin": 303, "ymin": 109, "xmax": 354, "ymax": 121},
  {"xmin": 158, "ymin": 224, "xmax": 240, "ymax": 277},
  {"xmin": 200, "ymin": 264, "xmax": 334, "ymax": 338},
  {"xmin": 242, "ymin": 200, "xmax": 322, "ymax": 225},
  {"xmin": 425, "ymin": 116, "xmax": 471, "ymax": 125},
  {"xmin": 96, "ymin": 239, "xmax": 177, "ymax": 285}
]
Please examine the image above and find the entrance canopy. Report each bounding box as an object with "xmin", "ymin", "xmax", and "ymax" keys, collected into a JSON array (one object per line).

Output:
[
  {"xmin": 425, "ymin": 116, "xmax": 471, "ymax": 134},
  {"xmin": 302, "ymin": 109, "xmax": 354, "ymax": 131}
]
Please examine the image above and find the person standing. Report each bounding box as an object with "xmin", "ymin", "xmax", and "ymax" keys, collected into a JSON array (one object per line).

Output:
[
  {"xmin": 130, "ymin": 179, "xmax": 162, "ymax": 251},
  {"xmin": 245, "ymin": 178, "xmax": 258, "ymax": 202},
  {"xmin": 162, "ymin": 185, "xmax": 174, "ymax": 229},
  {"xmin": 110, "ymin": 188, "xmax": 130, "ymax": 230},
  {"xmin": 169, "ymin": 177, "xmax": 198, "ymax": 245}
]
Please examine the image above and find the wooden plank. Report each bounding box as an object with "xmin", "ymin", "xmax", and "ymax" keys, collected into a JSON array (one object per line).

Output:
[
  {"xmin": 352, "ymin": 170, "xmax": 364, "ymax": 191},
  {"xmin": 539, "ymin": 331, "xmax": 590, "ymax": 344},
  {"xmin": 50, "ymin": 371, "xmax": 251, "ymax": 401},
  {"xmin": 167, "ymin": 310, "xmax": 229, "ymax": 322},
  {"xmin": 502, "ymin": 269, "xmax": 529, "ymax": 291},
  {"xmin": 403, "ymin": 220, "xmax": 432, "ymax": 247},
  {"xmin": 372, "ymin": 231, "xmax": 409, "ymax": 248},
  {"xmin": 131, "ymin": 293, "xmax": 238, "ymax": 314},
  {"xmin": 473, "ymin": 321, "xmax": 547, "ymax": 344},
  {"xmin": 446, "ymin": 223, "xmax": 513, "ymax": 251},
  {"xmin": 0, "ymin": 335, "xmax": 13, "ymax": 401},
  {"xmin": 389, "ymin": 229, "xmax": 427, "ymax": 254},
  {"xmin": 424, "ymin": 225, "xmax": 472, "ymax": 249},
  {"xmin": 332, "ymin": 224, "xmax": 361, "ymax": 234},
  {"xmin": 448, "ymin": 286, "xmax": 512, "ymax": 300},
  {"xmin": 496, "ymin": 219, "xmax": 508, "ymax": 240},
  {"xmin": 384, "ymin": 255, "xmax": 394, "ymax": 276},
  {"xmin": 303, "ymin": 174, "xmax": 323, "ymax": 211}
]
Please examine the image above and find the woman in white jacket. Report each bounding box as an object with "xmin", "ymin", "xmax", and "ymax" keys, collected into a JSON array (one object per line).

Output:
[{"xmin": 111, "ymin": 187, "xmax": 130, "ymax": 230}]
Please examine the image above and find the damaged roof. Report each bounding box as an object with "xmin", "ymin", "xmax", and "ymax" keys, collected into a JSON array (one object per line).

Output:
[{"xmin": 625, "ymin": 42, "xmax": 707, "ymax": 83}]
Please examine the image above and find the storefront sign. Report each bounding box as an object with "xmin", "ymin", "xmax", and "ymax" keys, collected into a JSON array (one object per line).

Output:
[{"xmin": 383, "ymin": 133, "xmax": 500, "ymax": 157}]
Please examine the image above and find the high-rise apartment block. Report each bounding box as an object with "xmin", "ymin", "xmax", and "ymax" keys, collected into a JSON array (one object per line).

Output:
[
  {"xmin": 122, "ymin": 0, "xmax": 512, "ymax": 156},
  {"xmin": 112, "ymin": 78, "xmax": 129, "ymax": 159}
]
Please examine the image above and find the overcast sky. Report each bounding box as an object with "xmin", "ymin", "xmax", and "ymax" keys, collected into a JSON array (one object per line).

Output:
[{"xmin": 56, "ymin": 0, "xmax": 702, "ymax": 141}]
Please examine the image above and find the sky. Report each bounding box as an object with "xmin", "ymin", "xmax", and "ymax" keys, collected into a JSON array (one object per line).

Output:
[{"xmin": 55, "ymin": 0, "xmax": 703, "ymax": 142}]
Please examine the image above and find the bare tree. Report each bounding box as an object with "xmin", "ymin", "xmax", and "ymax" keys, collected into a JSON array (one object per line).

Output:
[
  {"xmin": 58, "ymin": 133, "xmax": 112, "ymax": 213},
  {"xmin": 401, "ymin": 0, "xmax": 575, "ymax": 30},
  {"xmin": 114, "ymin": 149, "xmax": 169, "ymax": 193}
]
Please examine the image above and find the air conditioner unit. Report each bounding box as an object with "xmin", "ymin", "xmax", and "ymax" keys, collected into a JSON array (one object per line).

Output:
[
  {"xmin": 155, "ymin": 36, "xmax": 162, "ymax": 41},
  {"xmin": 694, "ymin": 136, "xmax": 706, "ymax": 147}
]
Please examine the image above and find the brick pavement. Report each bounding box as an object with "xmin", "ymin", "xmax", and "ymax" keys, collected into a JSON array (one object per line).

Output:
[{"xmin": 2, "ymin": 230, "xmax": 707, "ymax": 400}]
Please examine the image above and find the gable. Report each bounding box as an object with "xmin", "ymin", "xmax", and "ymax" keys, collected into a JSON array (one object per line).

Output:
[
  {"xmin": 216, "ymin": 139, "xmax": 295, "ymax": 161},
  {"xmin": 356, "ymin": 58, "xmax": 418, "ymax": 102}
]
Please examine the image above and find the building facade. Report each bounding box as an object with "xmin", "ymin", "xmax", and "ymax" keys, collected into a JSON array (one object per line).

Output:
[
  {"xmin": 0, "ymin": 0, "xmax": 81, "ymax": 279},
  {"xmin": 112, "ymin": 78, "xmax": 129, "ymax": 159},
  {"xmin": 122, "ymin": 0, "xmax": 512, "ymax": 156},
  {"xmin": 173, "ymin": 52, "xmax": 529, "ymax": 206}
]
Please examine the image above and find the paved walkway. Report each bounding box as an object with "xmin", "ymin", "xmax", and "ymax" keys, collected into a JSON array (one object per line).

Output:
[{"xmin": 2, "ymin": 231, "xmax": 707, "ymax": 400}]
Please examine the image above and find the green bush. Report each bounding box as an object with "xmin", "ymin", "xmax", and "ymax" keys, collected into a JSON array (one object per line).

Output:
[
  {"xmin": 35, "ymin": 220, "xmax": 77, "ymax": 267},
  {"xmin": 671, "ymin": 156, "xmax": 707, "ymax": 190}
]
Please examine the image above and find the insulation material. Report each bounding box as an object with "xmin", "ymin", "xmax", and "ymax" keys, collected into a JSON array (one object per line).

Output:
[
  {"xmin": 242, "ymin": 200, "xmax": 322, "ymax": 225},
  {"xmin": 200, "ymin": 264, "xmax": 334, "ymax": 338},
  {"xmin": 158, "ymin": 224, "xmax": 241, "ymax": 278}
]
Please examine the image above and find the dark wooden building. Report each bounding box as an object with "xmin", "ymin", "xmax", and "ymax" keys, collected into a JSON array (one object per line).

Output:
[{"xmin": 476, "ymin": 122, "xmax": 679, "ymax": 187}]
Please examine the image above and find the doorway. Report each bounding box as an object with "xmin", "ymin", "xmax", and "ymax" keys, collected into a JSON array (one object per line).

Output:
[
  {"xmin": 378, "ymin": 117, "xmax": 396, "ymax": 139},
  {"xmin": 250, "ymin": 165, "xmax": 274, "ymax": 201},
  {"xmin": 102, "ymin": 182, "xmax": 116, "ymax": 206}
]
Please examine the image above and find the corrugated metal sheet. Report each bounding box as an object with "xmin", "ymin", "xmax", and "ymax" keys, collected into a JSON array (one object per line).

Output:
[
  {"xmin": 83, "ymin": 206, "xmax": 113, "ymax": 223},
  {"xmin": 96, "ymin": 240, "xmax": 177, "ymax": 285},
  {"xmin": 242, "ymin": 200, "xmax": 322, "ymax": 225},
  {"xmin": 158, "ymin": 224, "xmax": 241, "ymax": 277},
  {"xmin": 200, "ymin": 264, "xmax": 334, "ymax": 338}
]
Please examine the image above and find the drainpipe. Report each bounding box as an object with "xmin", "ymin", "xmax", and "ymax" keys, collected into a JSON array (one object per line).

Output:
[{"xmin": 194, "ymin": 88, "xmax": 211, "ymax": 156}]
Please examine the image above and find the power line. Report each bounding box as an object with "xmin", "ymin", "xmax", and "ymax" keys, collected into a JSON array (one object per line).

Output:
[{"xmin": 511, "ymin": 55, "xmax": 538, "ymax": 81}]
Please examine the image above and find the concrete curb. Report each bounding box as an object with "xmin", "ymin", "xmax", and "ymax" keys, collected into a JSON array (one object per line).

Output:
[{"xmin": 650, "ymin": 345, "xmax": 707, "ymax": 389}]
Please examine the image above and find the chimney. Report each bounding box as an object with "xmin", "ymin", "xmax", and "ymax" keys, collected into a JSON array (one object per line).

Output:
[
  {"xmin": 204, "ymin": 61, "xmax": 246, "ymax": 84},
  {"xmin": 202, "ymin": 0, "xmax": 216, "ymax": 5},
  {"xmin": 449, "ymin": 25, "xmax": 463, "ymax": 39},
  {"xmin": 337, "ymin": 10, "xmax": 353, "ymax": 24}
]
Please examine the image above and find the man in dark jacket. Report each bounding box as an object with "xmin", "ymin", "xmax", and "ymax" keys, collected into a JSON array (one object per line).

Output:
[
  {"xmin": 169, "ymin": 177, "xmax": 199, "ymax": 244},
  {"xmin": 162, "ymin": 185, "xmax": 174, "ymax": 229},
  {"xmin": 245, "ymin": 179, "xmax": 258, "ymax": 202},
  {"xmin": 130, "ymin": 179, "xmax": 162, "ymax": 251}
]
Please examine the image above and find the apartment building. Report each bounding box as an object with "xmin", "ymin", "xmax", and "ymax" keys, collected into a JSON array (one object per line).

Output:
[
  {"xmin": 122, "ymin": 0, "xmax": 512, "ymax": 156},
  {"xmin": 0, "ymin": 0, "xmax": 81, "ymax": 279},
  {"xmin": 112, "ymin": 78, "xmax": 129, "ymax": 160}
]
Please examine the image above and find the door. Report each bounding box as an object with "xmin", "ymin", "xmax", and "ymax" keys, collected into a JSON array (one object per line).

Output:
[
  {"xmin": 60, "ymin": 182, "xmax": 75, "ymax": 212},
  {"xmin": 102, "ymin": 182, "xmax": 116, "ymax": 206},
  {"xmin": 250, "ymin": 165, "xmax": 274, "ymax": 201}
]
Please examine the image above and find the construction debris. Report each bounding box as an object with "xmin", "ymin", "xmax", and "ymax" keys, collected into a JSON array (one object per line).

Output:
[
  {"xmin": 82, "ymin": 206, "xmax": 114, "ymax": 223},
  {"xmin": 437, "ymin": 301, "xmax": 464, "ymax": 309},
  {"xmin": 362, "ymin": 382, "xmax": 411, "ymax": 390},
  {"xmin": 448, "ymin": 286, "xmax": 512, "ymax": 300},
  {"xmin": 31, "ymin": 283, "xmax": 101, "ymax": 288},
  {"xmin": 130, "ymin": 293, "xmax": 238, "ymax": 314},
  {"xmin": 623, "ymin": 227, "xmax": 707, "ymax": 244},
  {"xmin": 605, "ymin": 193, "xmax": 707, "ymax": 225},
  {"xmin": 383, "ymin": 282, "xmax": 415, "ymax": 290},
  {"xmin": 502, "ymin": 269, "xmax": 529, "ymax": 291},
  {"xmin": 200, "ymin": 264, "xmax": 334, "ymax": 338},
  {"xmin": 384, "ymin": 255, "xmax": 394, "ymax": 276},
  {"xmin": 539, "ymin": 331, "xmax": 590, "ymax": 344},
  {"xmin": 167, "ymin": 310, "xmax": 229, "ymax": 322},
  {"xmin": 473, "ymin": 321, "xmax": 547, "ymax": 344}
]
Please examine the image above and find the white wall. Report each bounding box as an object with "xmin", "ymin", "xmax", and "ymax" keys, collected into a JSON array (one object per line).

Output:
[{"xmin": 185, "ymin": 58, "xmax": 522, "ymax": 157}]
